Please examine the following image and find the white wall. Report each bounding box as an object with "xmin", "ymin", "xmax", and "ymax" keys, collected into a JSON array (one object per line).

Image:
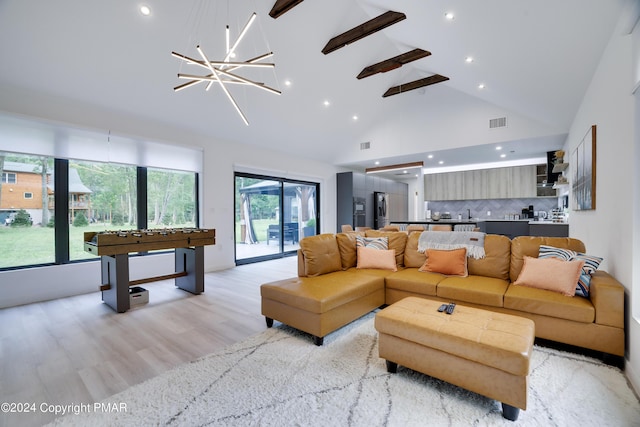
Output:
[
  {"xmin": 562, "ymin": 6, "xmax": 639, "ymax": 393},
  {"xmin": 0, "ymin": 89, "xmax": 340, "ymax": 308}
]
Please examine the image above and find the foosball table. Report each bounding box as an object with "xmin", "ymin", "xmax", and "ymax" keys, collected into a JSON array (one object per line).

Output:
[{"xmin": 84, "ymin": 228, "xmax": 216, "ymax": 313}]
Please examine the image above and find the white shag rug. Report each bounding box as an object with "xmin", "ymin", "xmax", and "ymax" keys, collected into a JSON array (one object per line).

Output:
[{"xmin": 49, "ymin": 312, "xmax": 640, "ymax": 426}]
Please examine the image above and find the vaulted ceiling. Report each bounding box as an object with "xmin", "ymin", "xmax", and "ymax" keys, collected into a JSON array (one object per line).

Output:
[{"xmin": 0, "ymin": 0, "xmax": 629, "ymax": 179}]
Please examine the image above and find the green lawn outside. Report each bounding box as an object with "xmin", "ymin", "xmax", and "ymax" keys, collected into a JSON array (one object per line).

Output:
[
  {"xmin": 1, "ymin": 219, "xmax": 280, "ymax": 269},
  {"xmin": 0, "ymin": 223, "xmax": 195, "ymax": 269}
]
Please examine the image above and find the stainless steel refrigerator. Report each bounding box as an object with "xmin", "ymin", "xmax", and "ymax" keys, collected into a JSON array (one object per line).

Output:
[{"xmin": 373, "ymin": 192, "xmax": 389, "ymax": 229}]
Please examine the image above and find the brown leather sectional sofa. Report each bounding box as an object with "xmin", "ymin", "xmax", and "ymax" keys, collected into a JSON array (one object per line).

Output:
[{"xmin": 260, "ymin": 231, "xmax": 625, "ymax": 356}]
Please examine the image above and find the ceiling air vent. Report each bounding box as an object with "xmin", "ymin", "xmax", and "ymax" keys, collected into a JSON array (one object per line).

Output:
[
  {"xmin": 489, "ymin": 117, "xmax": 507, "ymax": 129},
  {"xmin": 360, "ymin": 141, "xmax": 371, "ymax": 150}
]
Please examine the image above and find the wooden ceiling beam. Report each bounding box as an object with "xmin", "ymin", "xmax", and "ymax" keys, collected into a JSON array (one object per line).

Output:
[
  {"xmin": 357, "ymin": 48, "xmax": 432, "ymax": 79},
  {"xmin": 365, "ymin": 161, "xmax": 424, "ymax": 174},
  {"xmin": 322, "ymin": 11, "xmax": 406, "ymax": 55},
  {"xmin": 269, "ymin": 0, "xmax": 304, "ymax": 19},
  {"xmin": 382, "ymin": 74, "xmax": 450, "ymax": 98}
]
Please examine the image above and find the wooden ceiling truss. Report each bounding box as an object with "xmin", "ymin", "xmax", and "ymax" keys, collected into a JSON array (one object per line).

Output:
[
  {"xmin": 357, "ymin": 48, "xmax": 431, "ymax": 79},
  {"xmin": 269, "ymin": 0, "xmax": 304, "ymax": 19},
  {"xmin": 383, "ymin": 74, "xmax": 450, "ymax": 98},
  {"xmin": 270, "ymin": 4, "xmax": 448, "ymax": 97},
  {"xmin": 321, "ymin": 11, "xmax": 406, "ymax": 55}
]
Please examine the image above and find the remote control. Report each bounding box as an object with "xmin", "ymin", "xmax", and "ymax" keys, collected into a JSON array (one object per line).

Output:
[
  {"xmin": 446, "ymin": 303, "xmax": 456, "ymax": 315},
  {"xmin": 438, "ymin": 304, "xmax": 448, "ymax": 312}
]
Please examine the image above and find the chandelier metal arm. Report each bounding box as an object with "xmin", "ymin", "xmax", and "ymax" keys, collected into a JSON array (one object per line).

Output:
[
  {"xmin": 224, "ymin": 12, "xmax": 257, "ymax": 62},
  {"xmin": 172, "ymin": 12, "xmax": 276, "ymax": 125},
  {"xmin": 197, "ymin": 46, "xmax": 249, "ymax": 125},
  {"xmin": 212, "ymin": 69, "xmax": 281, "ymax": 95}
]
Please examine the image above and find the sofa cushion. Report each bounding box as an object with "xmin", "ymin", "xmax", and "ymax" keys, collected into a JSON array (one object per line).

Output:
[
  {"xmin": 514, "ymin": 256, "xmax": 585, "ymax": 297},
  {"xmin": 419, "ymin": 248, "xmax": 468, "ymax": 276},
  {"xmin": 510, "ymin": 236, "xmax": 585, "ymax": 282},
  {"xmin": 336, "ymin": 232, "xmax": 358, "ymax": 270},
  {"xmin": 356, "ymin": 247, "xmax": 397, "ymax": 271},
  {"xmin": 403, "ymin": 231, "xmax": 427, "ymax": 267},
  {"xmin": 299, "ymin": 234, "xmax": 342, "ymax": 276},
  {"xmin": 384, "ymin": 268, "xmax": 444, "ymax": 296},
  {"xmin": 260, "ymin": 271, "xmax": 385, "ymax": 314},
  {"xmin": 365, "ymin": 230, "xmax": 408, "ymax": 267},
  {"xmin": 504, "ymin": 284, "xmax": 595, "ymax": 323},
  {"xmin": 467, "ymin": 234, "xmax": 511, "ymax": 281},
  {"xmin": 437, "ymin": 275, "xmax": 510, "ymax": 308}
]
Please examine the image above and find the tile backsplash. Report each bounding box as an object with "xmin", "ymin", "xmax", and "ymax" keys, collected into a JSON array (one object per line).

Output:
[{"xmin": 426, "ymin": 198, "xmax": 560, "ymax": 220}]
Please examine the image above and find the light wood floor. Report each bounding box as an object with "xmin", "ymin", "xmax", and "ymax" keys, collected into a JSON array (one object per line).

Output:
[{"xmin": 0, "ymin": 255, "xmax": 297, "ymax": 427}]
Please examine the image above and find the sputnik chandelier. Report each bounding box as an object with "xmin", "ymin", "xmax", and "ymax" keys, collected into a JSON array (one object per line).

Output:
[{"xmin": 171, "ymin": 11, "xmax": 280, "ymax": 125}]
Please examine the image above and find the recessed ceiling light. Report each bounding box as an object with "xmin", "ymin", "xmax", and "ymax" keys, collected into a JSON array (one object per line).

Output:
[
  {"xmin": 140, "ymin": 5, "xmax": 151, "ymax": 16},
  {"xmin": 500, "ymin": 154, "xmax": 507, "ymax": 158},
  {"xmin": 352, "ymin": 115, "xmax": 359, "ymax": 121},
  {"xmin": 323, "ymin": 100, "xmax": 330, "ymax": 107},
  {"xmin": 438, "ymin": 160, "xmax": 444, "ymax": 165},
  {"xmin": 284, "ymin": 80, "xmax": 292, "ymax": 86},
  {"xmin": 428, "ymin": 154, "xmax": 434, "ymax": 159},
  {"xmin": 465, "ymin": 56, "xmax": 474, "ymax": 63},
  {"xmin": 444, "ymin": 12, "xmax": 455, "ymax": 20},
  {"xmin": 403, "ymin": 170, "xmax": 408, "ymax": 174},
  {"xmin": 496, "ymin": 146, "xmax": 502, "ymax": 150},
  {"xmin": 375, "ymin": 161, "xmax": 380, "ymax": 165},
  {"xmin": 478, "ymin": 83, "xmax": 485, "ymax": 89}
]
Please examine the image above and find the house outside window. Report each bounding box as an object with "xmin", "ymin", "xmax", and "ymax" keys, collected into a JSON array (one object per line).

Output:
[{"xmin": 2, "ymin": 172, "xmax": 16, "ymax": 184}]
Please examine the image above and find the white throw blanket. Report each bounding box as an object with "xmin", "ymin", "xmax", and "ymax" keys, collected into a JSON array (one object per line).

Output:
[{"xmin": 418, "ymin": 231, "xmax": 486, "ymax": 259}]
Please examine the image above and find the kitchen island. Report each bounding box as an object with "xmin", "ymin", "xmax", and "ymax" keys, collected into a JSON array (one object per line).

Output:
[{"xmin": 390, "ymin": 219, "xmax": 568, "ymax": 238}]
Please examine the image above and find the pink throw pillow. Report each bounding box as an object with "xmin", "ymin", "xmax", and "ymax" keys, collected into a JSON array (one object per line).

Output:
[
  {"xmin": 356, "ymin": 247, "xmax": 397, "ymax": 271},
  {"xmin": 514, "ymin": 256, "xmax": 585, "ymax": 296}
]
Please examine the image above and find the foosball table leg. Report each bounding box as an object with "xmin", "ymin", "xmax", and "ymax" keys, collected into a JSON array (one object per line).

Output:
[
  {"xmin": 175, "ymin": 246, "xmax": 204, "ymax": 294},
  {"xmin": 101, "ymin": 254, "xmax": 131, "ymax": 313}
]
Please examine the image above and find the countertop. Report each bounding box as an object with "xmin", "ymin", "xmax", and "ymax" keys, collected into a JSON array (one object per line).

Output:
[
  {"xmin": 529, "ymin": 220, "xmax": 569, "ymax": 225},
  {"xmin": 391, "ymin": 219, "xmax": 568, "ymax": 225}
]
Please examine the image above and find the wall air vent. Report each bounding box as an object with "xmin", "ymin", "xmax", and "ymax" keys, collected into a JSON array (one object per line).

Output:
[
  {"xmin": 489, "ymin": 117, "xmax": 507, "ymax": 129},
  {"xmin": 360, "ymin": 141, "xmax": 371, "ymax": 150}
]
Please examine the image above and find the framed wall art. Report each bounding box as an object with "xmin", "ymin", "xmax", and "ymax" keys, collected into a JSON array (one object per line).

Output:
[{"xmin": 571, "ymin": 125, "xmax": 596, "ymax": 210}]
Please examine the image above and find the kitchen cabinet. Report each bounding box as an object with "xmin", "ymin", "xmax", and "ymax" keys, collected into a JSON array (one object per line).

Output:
[
  {"xmin": 529, "ymin": 222, "xmax": 568, "ymax": 237},
  {"xmin": 337, "ymin": 172, "xmax": 408, "ymax": 232},
  {"xmin": 477, "ymin": 220, "xmax": 530, "ymax": 239},
  {"xmin": 536, "ymin": 163, "xmax": 557, "ymax": 197},
  {"xmin": 425, "ymin": 165, "xmax": 536, "ymax": 201}
]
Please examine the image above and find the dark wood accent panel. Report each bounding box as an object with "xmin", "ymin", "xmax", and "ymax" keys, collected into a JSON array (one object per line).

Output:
[
  {"xmin": 357, "ymin": 48, "xmax": 431, "ymax": 79},
  {"xmin": 365, "ymin": 161, "xmax": 424, "ymax": 174},
  {"xmin": 269, "ymin": 0, "xmax": 304, "ymax": 19},
  {"xmin": 322, "ymin": 11, "xmax": 406, "ymax": 55},
  {"xmin": 383, "ymin": 74, "xmax": 449, "ymax": 97}
]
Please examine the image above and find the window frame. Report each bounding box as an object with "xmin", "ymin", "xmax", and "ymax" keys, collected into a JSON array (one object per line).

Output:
[
  {"xmin": 2, "ymin": 172, "xmax": 17, "ymax": 184},
  {"xmin": 0, "ymin": 156, "xmax": 200, "ymax": 271}
]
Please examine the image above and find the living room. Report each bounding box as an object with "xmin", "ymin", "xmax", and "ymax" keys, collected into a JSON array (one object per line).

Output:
[{"xmin": 1, "ymin": 0, "xmax": 639, "ymax": 425}]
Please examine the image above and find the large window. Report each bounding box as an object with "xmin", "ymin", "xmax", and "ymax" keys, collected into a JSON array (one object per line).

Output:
[
  {"xmin": 147, "ymin": 167, "xmax": 196, "ymax": 228},
  {"xmin": 69, "ymin": 161, "xmax": 138, "ymax": 262},
  {"xmin": 0, "ymin": 113, "xmax": 203, "ymax": 270},
  {"xmin": 0, "ymin": 153, "xmax": 55, "ymax": 267},
  {"xmin": 0, "ymin": 153, "xmax": 199, "ymax": 269},
  {"xmin": 235, "ymin": 172, "xmax": 318, "ymax": 264}
]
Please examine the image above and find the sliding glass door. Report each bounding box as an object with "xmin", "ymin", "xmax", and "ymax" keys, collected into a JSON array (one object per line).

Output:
[{"xmin": 235, "ymin": 173, "xmax": 319, "ymax": 265}]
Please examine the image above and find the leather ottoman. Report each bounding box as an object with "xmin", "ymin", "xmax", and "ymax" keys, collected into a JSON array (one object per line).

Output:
[{"xmin": 375, "ymin": 297, "xmax": 535, "ymax": 421}]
